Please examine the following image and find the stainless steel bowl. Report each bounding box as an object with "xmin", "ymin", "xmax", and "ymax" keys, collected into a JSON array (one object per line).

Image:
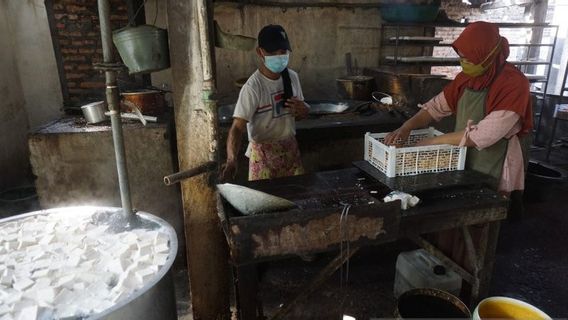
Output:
[{"xmin": 0, "ymin": 206, "xmax": 178, "ymax": 320}]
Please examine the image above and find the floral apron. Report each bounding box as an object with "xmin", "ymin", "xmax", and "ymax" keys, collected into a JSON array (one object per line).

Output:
[{"xmin": 248, "ymin": 136, "xmax": 304, "ymax": 181}]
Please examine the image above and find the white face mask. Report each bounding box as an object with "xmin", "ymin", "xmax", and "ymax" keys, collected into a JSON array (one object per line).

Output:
[{"xmin": 263, "ymin": 53, "xmax": 289, "ymax": 73}]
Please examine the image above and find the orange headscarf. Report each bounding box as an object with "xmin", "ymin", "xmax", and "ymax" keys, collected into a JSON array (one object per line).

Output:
[{"xmin": 442, "ymin": 21, "xmax": 533, "ymax": 135}]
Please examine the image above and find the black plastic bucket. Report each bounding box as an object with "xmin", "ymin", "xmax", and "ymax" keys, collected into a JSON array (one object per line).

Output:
[
  {"xmin": 525, "ymin": 161, "xmax": 567, "ymax": 202},
  {"xmin": 395, "ymin": 288, "xmax": 471, "ymax": 319}
]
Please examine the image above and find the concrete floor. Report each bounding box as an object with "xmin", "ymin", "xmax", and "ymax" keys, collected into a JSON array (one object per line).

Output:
[{"xmin": 1, "ymin": 147, "xmax": 567, "ymax": 319}]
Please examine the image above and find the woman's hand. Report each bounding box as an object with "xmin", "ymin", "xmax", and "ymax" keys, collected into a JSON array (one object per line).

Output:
[
  {"xmin": 384, "ymin": 125, "xmax": 411, "ymax": 146},
  {"xmin": 414, "ymin": 137, "xmax": 437, "ymax": 147},
  {"xmin": 285, "ymin": 97, "xmax": 309, "ymax": 120}
]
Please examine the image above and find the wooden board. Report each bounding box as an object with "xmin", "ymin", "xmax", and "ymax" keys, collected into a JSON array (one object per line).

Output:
[{"xmin": 353, "ymin": 160, "xmax": 498, "ymax": 193}]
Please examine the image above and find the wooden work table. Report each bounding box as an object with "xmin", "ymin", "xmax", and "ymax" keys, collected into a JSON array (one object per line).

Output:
[{"xmin": 217, "ymin": 165, "xmax": 509, "ymax": 319}]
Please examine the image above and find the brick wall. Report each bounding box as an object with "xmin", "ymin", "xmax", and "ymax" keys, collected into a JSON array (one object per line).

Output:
[
  {"xmin": 51, "ymin": 0, "xmax": 129, "ymax": 106},
  {"xmin": 432, "ymin": 0, "xmax": 531, "ymax": 77}
]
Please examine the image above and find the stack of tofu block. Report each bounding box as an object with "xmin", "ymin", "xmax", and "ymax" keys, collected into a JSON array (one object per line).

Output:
[{"xmin": 0, "ymin": 210, "xmax": 170, "ymax": 320}]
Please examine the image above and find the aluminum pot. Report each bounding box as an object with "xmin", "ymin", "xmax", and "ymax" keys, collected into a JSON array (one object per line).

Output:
[
  {"xmin": 121, "ymin": 90, "xmax": 166, "ymax": 116},
  {"xmin": 336, "ymin": 75, "xmax": 375, "ymax": 101},
  {"xmin": 81, "ymin": 101, "xmax": 107, "ymax": 124},
  {"xmin": 0, "ymin": 206, "xmax": 178, "ymax": 320}
]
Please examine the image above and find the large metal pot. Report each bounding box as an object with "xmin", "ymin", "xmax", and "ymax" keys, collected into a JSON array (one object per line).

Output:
[
  {"xmin": 0, "ymin": 206, "xmax": 178, "ymax": 320},
  {"xmin": 121, "ymin": 90, "xmax": 166, "ymax": 116},
  {"xmin": 336, "ymin": 75, "xmax": 375, "ymax": 101},
  {"xmin": 395, "ymin": 288, "xmax": 470, "ymax": 319}
]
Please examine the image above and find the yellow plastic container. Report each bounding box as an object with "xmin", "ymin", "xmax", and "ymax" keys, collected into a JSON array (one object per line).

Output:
[{"xmin": 473, "ymin": 297, "xmax": 551, "ymax": 320}]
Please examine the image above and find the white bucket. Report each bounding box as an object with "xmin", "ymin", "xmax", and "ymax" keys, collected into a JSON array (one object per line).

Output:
[{"xmin": 473, "ymin": 297, "xmax": 551, "ymax": 320}]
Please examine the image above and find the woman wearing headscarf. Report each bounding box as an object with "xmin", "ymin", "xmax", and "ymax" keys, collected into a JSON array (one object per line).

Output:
[
  {"xmin": 385, "ymin": 21, "xmax": 532, "ymax": 199},
  {"xmin": 385, "ymin": 21, "xmax": 532, "ymax": 271}
]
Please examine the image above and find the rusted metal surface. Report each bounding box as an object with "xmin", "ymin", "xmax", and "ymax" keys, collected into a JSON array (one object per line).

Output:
[
  {"xmin": 217, "ymin": 168, "xmax": 400, "ymax": 265},
  {"xmin": 223, "ymin": 202, "xmax": 399, "ymax": 264}
]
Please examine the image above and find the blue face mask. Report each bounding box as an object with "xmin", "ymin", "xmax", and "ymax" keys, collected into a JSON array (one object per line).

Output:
[{"xmin": 264, "ymin": 53, "xmax": 289, "ymax": 73}]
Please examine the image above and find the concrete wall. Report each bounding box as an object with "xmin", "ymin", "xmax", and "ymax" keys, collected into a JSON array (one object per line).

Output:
[
  {"xmin": 0, "ymin": 4, "xmax": 30, "ymax": 190},
  {"xmin": 214, "ymin": 4, "xmax": 383, "ymax": 102},
  {"xmin": 29, "ymin": 121, "xmax": 186, "ymax": 266},
  {"xmin": 144, "ymin": 2, "xmax": 389, "ymax": 102},
  {"xmin": 0, "ymin": 0, "xmax": 63, "ymax": 190},
  {"xmin": 7, "ymin": 0, "xmax": 63, "ymax": 128}
]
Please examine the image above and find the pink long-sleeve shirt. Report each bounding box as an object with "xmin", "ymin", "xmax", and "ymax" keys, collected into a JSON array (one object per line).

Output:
[{"xmin": 420, "ymin": 92, "xmax": 525, "ymax": 193}]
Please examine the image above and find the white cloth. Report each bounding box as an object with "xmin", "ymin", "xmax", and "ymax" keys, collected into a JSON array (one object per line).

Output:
[{"xmin": 233, "ymin": 69, "xmax": 304, "ymax": 145}]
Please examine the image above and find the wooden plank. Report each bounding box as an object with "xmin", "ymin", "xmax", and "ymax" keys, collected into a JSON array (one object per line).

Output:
[
  {"xmin": 235, "ymin": 264, "xmax": 260, "ymax": 320},
  {"xmin": 353, "ymin": 160, "xmax": 498, "ymax": 193},
  {"xmin": 225, "ymin": 201, "xmax": 400, "ymax": 265},
  {"xmin": 476, "ymin": 221, "xmax": 501, "ymax": 303},
  {"xmin": 166, "ymin": 0, "xmax": 230, "ymax": 318}
]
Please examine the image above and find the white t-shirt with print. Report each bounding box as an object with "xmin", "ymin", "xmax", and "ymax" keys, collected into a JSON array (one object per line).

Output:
[{"xmin": 233, "ymin": 69, "xmax": 304, "ymax": 145}]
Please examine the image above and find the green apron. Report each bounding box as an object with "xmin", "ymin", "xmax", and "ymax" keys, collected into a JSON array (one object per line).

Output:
[
  {"xmin": 455, "ymin": 88, "xmax": 530, "ymax": 190},
  {"xmin": 454, "ymin": 88, "xmax": 509, "ymax": 184}
]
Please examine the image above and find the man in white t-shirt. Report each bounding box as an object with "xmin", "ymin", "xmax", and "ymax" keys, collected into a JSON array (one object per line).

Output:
[{"xmin": 220, "ymin": 25, "xmax": 309, "ymax": 181}]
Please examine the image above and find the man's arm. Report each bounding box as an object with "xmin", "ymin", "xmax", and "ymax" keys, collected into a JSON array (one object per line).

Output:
[{"xmin": 220, "ymin": 118, "xmax": 248, "ymax": 181}]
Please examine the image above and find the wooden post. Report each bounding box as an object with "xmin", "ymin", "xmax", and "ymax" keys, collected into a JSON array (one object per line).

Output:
[{"xmin": 166, "ymin": 0, "xmax": 230, "ymax": 319}]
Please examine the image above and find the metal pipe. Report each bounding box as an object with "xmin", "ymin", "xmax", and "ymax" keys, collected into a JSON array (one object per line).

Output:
[
  {"xmin": 196, "ymin": 0, "xmax": 214, "ymax": 87},
  {"xmin": 163, "ymin": 161, "xmax": 217, "ymax": 186},
  {"xmin": 98, "ymin": 0, "xmax": 133, "ymax": 216},
  {"xmin": 196, "ymin": 0, "xmax": 218, "ymax": 164}
]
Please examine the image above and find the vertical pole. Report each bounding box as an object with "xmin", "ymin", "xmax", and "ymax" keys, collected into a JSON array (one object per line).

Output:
[
  {"xmin": 166, "ymin": 0, "xmax": 230, "ymax": 318},
  {"xmin": 97, "ymin": 0, "xmax": 133, "ymax": 216}
]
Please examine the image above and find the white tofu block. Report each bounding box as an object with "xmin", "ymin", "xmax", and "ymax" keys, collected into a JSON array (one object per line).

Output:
[
  {"xmin": 36, "ymin": 287, "xmax": 58, "ymax": 304},
  {"xmin": 153, "ymin": 253, "xmax": 169, "ymax": 266},
  {"xmin": 53, "ymin": 288, "xmax": 74, "ymax": 306},
  {"xmin": 31, "ymin": 269, "xmax": 51, "ymax": 279},
  {"xmin": 5, "ymin": 241, "xmax": 18, "ymax": 251},
  {"xmin": 107, "ymin": 257, "xmax": 129, "ymax": 275},
  {"xmin": 73, "ymin": 282, "xmax": 86, "ymax": 291},
  {"xmin": 0, "ymin": 269, "xmax": 14, "ymax": 286},
  {"xmin": 0, "ymin": 304, "xmax": 10, "ymax": 316},
  {"xmin": 77, "ymin": 272, "xmax": 98, "ymax": 283},
  {"xmin": 55, "ymin": 304, "xmax": 79, "ymax": 319},
  {"xmin": 135, "ymin": 267, "xmax": 156, "ymax": 284},
  {"xmin": 93, "ymin": 299, "xmax": 113, "ymax": 313},
  {"xmin": 38, "ymin": 235, "xmax": 55, "ymax": 246},
  {"xmin": 155, "ymin": 232, "xmax": 169, "ymax": 246},
  {"xmin": 12, "ymin": 299, "xmax": 36, "ymax": 317},
  {"xmin": 0, "ymin": 313, "xmax": 13, "ymax": 320},
  {"xmin": 55, "ymin": 274, "xmax": 74, "ymax": 288},
  {"xmin": 32, "ymin": 259, "xmax": 51, "ymax": 270},
  {"xmin": 121, "ymin": 233, "xmax": 138, "ymax": 244},
  {"xmin": 3, "ymin": 288, "xmax": 22, "ymax": 304},
  {"xmin": 17, "ymin": 236, "xmax": 36, "ymax": 250},
  {"xmin": 116, "ymin": 270, "xmax": 142, "ymax": 290},
  {"xmin": 86, "ymin": 282, "xmax": 109, "ymax": 299},
  {"xmin": 153, "ymin": 243, "xmax": 169, "ymax": 253},
  {"xmin": 30, "ymin": 278, "xmax": 51, "ymax": 290},
  {"xmin": 13, "ymin": 278, "xmax": 34, "ymax": 291},
  {"xmin": 137, "ymin": 243, "xmax": 153, "ymax": 257}
]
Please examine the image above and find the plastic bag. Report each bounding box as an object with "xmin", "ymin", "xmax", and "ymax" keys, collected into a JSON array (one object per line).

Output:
[{"xmin": 383, "ymin": 191, "xmax": 420, "ymax": 210}]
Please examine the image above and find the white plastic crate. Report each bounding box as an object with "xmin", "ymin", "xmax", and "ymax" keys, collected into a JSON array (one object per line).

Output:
[{"xmin": 364, "ymin": 127, "xmax": 467, "ymax": 177}]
